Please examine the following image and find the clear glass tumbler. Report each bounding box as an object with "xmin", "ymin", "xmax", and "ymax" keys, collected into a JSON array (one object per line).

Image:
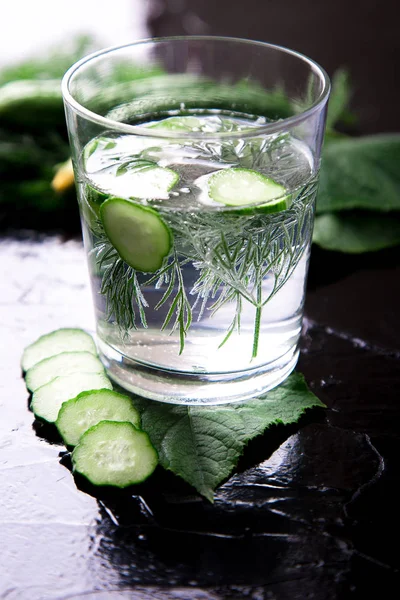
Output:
[{"xmin": 62, "ymin": 36, "xmax": 330, "ymax": 405}]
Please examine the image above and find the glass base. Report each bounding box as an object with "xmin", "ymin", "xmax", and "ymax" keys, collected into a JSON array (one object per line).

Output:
[{"xmin": 97, "ymin": 338, "xmax": 299, "ymax": 405}]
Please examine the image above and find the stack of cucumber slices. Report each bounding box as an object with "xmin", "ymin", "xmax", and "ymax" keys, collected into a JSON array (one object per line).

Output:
[{"xmin": 22, "ymin": 328, "xmax": 158, "ymax": 488}]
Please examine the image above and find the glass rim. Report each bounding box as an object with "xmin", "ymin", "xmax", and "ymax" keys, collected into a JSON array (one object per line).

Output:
[{"xmin": 62, "ymin": 35, "xmax": 331, "ymax": 140}]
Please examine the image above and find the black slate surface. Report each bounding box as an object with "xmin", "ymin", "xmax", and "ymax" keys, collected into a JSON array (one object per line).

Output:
[{"xmin": 1, "ymin": 232, "xmax": 399, "ymax": 599}]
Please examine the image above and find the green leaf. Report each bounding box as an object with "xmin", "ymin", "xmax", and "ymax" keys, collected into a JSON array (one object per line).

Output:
[
  {"xmin": 326, "ymin": 68, "xmax": 352, "ymax": 130},
  {"xmin": 313, "ymin": 212, "xmax": 400, "ymax": 253},
  {"xmin": 317, "ymin": 135, "xmax": 400, "ymax": 214},
  {"xmin": 133, "ymin": 373, "xmax": 325, "ymax": 502}
]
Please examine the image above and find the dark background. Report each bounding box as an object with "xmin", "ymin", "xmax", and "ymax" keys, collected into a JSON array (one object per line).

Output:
[{"xmin": 149, "ymin": 0, "xmax": 400, "ymax": 135}]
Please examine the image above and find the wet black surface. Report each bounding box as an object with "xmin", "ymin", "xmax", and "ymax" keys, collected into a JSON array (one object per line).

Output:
[{"xmin": 1, "ymin": 232, "xmax": 400, "ymax": 599}]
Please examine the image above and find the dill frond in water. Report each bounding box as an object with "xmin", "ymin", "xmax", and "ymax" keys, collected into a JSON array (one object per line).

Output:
[{"xmin": 93, "ymin": 176, "xmax": 317, "ymax": 358}]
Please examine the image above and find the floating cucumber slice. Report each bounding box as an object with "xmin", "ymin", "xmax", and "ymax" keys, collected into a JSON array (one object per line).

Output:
[
  {"xmin": 56, "ymin": 389, "xmax": 141, "ymax": 447},
  {"xmin": 114, "ymin": 165, "xmax": 179, "ymax": 200},
  {"xmin": 208, "ymin": 168, "xmax": 289, "ymax": 213},
  {"xmin": 148, "ymin": 115, "xmax": 244, "ymax": 134},
  {"xmin": 31, "ymin": 372, "xmax": 112, "ymax": 424},
  {"xmin": 25, "ymin": 351, "xmax": 105, "ymax": 392},
  {"xmin": 149, "ymin": 116, "xmax": 203, "ymax": 132},
  {"xmin": 84, "ymin": 137, "xmax": 180, "ymax": 199},
  {"xmin": 21, "ymin": 328, "xmax": 97, "ymax": 372},
  {"xmin": 72, "ymin": 421, "xmax": 158, "ymax": 487},
  {"xmin": 100, "ymin": 197, "xmax": 172, "ymax": 272},
  {"xmin": 83, "ymin": 136, "xmax": 117, "ymax": 162}
]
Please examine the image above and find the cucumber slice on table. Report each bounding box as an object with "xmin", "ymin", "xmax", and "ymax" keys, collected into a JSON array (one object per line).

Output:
[
  {"xmin": 208, "ymin": 168, "xmax": 289, "ymax": 213},
  {"xmin": 31, "ymin": 372, "xmax": 112, "ymax": 424},
  {"xmin": 100, "ymin": 197, "xmax": 172, "ymax": 272},
  {"xmin": 25, "ymin": 351, "xmax": 105, "ymax": 393},
  {"xmin": 72, "ymin": 421, "xmax": 158, "ymax": 488},
  {"xmin": 21, "ymin": 328, "xmax": 97, "ymax": 372},
  {"xmin": 56, "ymin": 389, "xmax": 141, "ymax": 447}
]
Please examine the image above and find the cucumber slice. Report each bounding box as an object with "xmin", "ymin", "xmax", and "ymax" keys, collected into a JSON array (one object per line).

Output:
[
  {"xmin": 147, "ymin": 115, "xmax": 245, "ymax": 134},
  {"xmin": 56, "ymin": 389, "xmax": 140, "ymax": 447},
  {"xmin": 21, "ymin": 328, "xmax": 97, "ymax": 372},
  {"xmin": 31, "ymin": 372, "xmax": 112, "ymax": 424},
  {"xmin": 113, "ymin": 164, "xmax": 179, "ymax": 200},
  {"xmin": 100, "ymin": 197, "xmax": 172, "ymax": 272},
  {"xmin": 84, "ymin": 137, "xmax": 179, "ymax": 199},
  {"xmin": 72, "ymin": 421, "xmax": 158, "ymax": 487},
  {"xmin": 25, "ymin": 351, "xmax": 105, "ymax": 393},
  {"xmin": 83, "ymin": 136, "xmax": 117, "ymax": 162},
  {"xmin": 208, "ymin": 168, "xmax": 289, "ymax": 213},
  {"xmin": 149, "ymin": 116, "xmax": 203, "ymax": 132}
]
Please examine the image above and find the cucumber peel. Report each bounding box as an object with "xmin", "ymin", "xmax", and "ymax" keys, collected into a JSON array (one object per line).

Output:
[
  {"xmin": 100, "ymin": 197, "xmax": 172, "ymax": 272},
  {"xmin": 208, "ymin": 168, "xmax": 289, "ymax": 213}
]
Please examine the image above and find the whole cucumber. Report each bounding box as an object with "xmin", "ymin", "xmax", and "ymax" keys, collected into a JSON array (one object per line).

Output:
[
  {"xmin": 0, "ymin": 135, "xmax": 61, "ymax": 179},
  {"xmin": 0, "ymin": 80, "xmax": 65, "ymax": 132}
]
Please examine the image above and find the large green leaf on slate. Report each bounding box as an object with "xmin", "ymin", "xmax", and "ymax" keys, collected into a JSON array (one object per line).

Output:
[
  {"xmin": 134, "ymin": 373, "xmax": 325, "ymax": 502},
  {"xmin": 313, "ymin": 212, "xmax": 400, "ymax": 253},
  {"xmin": 317, "ymin": 135, "xmax": 400, "ymax": 214}
]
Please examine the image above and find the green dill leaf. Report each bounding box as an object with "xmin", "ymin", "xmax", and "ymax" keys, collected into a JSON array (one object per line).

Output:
[
  {"xmin": 94, "ymin": 176, "xmax": 317, "ymax": 357},
  {"xmin": 97, "ymin": 243, "xmax": 148, "ymax": 331},
  {"xmin": 133, "ymin": 372, "xmax": 325, "ymax": 501}
]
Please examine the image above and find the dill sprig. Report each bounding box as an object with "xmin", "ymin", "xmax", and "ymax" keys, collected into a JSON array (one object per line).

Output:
[
  {"xmin": 94, "ymin": 239, "xmax": 148, "ymax": 332},
  {"xmin": 145, "ymin": 252, "xmax": 192, "ymax": 354},
  {"xmin": 92, "ymin": 176, "xmax": 317, "ymax": 358},
  {"xmin": 90, "ymin": 116, "xmax": 318, "ymax": 357}
]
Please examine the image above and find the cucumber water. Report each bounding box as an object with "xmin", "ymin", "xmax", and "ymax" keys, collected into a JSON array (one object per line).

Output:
[{"xmin": 77, "ymin": 112, "xmax": 317, "ymax": 403}]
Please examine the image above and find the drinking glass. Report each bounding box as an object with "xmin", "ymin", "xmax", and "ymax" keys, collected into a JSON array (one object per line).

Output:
[{"xmin": 62, "ymin": 36, "xmax": 330, "ymax": 405}]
